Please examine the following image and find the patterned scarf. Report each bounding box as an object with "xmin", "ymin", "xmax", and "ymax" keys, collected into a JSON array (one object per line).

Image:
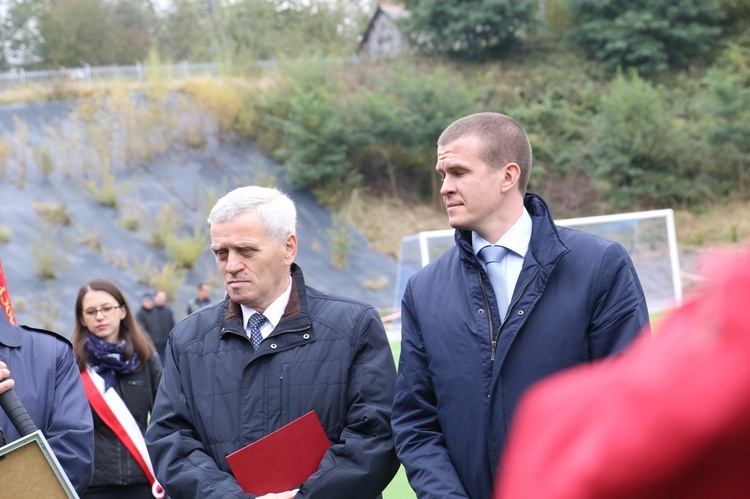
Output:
[{"xmin": 84, "ymin": 332, "xmax": 140, "ymax": 391}]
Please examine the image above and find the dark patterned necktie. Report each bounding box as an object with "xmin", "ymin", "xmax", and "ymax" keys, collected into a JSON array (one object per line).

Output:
[{"xmin": 247, "ymin": 313, "xmax": 268, "ymax": 350}]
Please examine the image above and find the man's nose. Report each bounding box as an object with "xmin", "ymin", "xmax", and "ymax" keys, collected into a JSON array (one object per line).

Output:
[
  {"xmin": 225, "ymin": 252, "xmax": 243, "ymax": 273},
  {"xmin": 440, "ymin": 176, "xmax": 455, "ymax": 195}
]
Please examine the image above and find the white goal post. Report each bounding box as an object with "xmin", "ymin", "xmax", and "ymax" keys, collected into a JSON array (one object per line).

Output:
[{"xmin": 394, "ymin": 209, "xmax": 682, "ymax": 315}]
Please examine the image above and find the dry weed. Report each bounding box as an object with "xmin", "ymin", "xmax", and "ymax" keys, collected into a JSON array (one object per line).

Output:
[
  {"xmin": 674, "ymin": 201, "xmax": 750, "ymax": 247},
  {"xmin": 342, "ymin": 190, "xmax": 448, "ymax": 259},
  {"xmin": 345, "ymin": 192, "xmax": 750, "ymax": 261}
]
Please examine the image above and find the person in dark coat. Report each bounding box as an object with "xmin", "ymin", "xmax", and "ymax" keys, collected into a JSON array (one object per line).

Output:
[
  {"xmin": 391, "ymin": 112, "xmax": 650, "ymax": 499},
  {"xmin": 0, "ymin": 309, "xmax": 95, "ymax": 495},
  {"xmin": 136, "ymin": 290, "xmax": 174, "ymax": 365},
  {"xmin": 146, "ymin": 186, "xmax": 399, "ymax": 499},
  {"xmin": 186, "ymin": 282, "xmax": 212, "ymax": 315},
  {"xmin": 71, "ymin": 278, "xmax": 163, "ymax": 499}
]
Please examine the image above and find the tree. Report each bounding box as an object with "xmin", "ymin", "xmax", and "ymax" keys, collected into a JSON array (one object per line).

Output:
[
  {"xmin": 156, "ymin": 0, "xmax": 214, "ymax": 62},
  {"xmin": 2, "ymin": 0, "xmax": 157, "ymax": 69},
  {"xmin": 586, "ymin": 71, "xmax": 713, "ymax": 209},
  {"xmin": 222, "ymin": 0, "xmax": 358, "ymax": 63},
  {"xmin": 38, "ymin": 0, "xmax": 116, "ymax": 67},
  {"xmin": 1, "ymin": 0, "xmax": 53, "ymax": 68},
  {"xmin": 699, "ymin": 34, "xmax": 750, "ymax": 198},
  {"xmin": 403, "ymin": 0, "xmax": 538, "ymax": 60},
  {"xmin": 565, "ymin": 0, "xmax": 725, "ymax": 75}
]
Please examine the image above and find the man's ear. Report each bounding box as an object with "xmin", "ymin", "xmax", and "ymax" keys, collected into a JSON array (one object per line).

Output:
[
  {"xmin": 501, "ymin": 163, "xmax": 521, "ymax": 193},
  {"xmin": 284, "ymin": 234, "xmax": 298, "ymax": 266}
]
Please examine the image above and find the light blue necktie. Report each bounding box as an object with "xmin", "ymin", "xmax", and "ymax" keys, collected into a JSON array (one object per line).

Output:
[
  {"xmin": 480, "ymin": 245, "xmax": 509, "ymax": 321},
  {"xmin": 247, "ymin": 313, "xmax": 268, "ymax": 350}
]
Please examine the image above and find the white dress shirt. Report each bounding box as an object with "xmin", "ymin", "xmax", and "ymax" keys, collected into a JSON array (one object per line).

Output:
[
  {"xmin": 472, "ymin": 208, "xmax": 532, "ymax": 304},
  {"xmin": 241, "ymin": 276, "xmax": 292, "ymax": 341}
]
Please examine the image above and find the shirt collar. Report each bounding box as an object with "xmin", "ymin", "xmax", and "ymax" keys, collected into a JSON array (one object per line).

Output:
[
  {"xmin": 241, "ymin": 276, "xmax": 292, "ymax": 328},
  {"xmin": 472, "ymin": 207, "xmax": 532, "ymax": 258}
]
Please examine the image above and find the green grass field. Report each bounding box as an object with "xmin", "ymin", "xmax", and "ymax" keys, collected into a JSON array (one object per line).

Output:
[{"xmin": 384, "ymin": 465, "xmax": 415, "ymax": 498}]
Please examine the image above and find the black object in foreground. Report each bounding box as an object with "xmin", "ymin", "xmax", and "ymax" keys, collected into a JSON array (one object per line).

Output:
[{"xmin": 0, "ymin": 388, "xmax": 39, "ymax": 437}]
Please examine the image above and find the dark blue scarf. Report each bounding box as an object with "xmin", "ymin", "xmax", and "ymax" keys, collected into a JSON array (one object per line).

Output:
[{"xmin": 84, "ymin": 332, "xmax": 139, "ymax": 391}]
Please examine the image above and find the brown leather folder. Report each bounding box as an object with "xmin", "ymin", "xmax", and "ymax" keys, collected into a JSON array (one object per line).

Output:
[{"xmin": 226, "ymin": 410, "xmax": 331, "ymax": 496}]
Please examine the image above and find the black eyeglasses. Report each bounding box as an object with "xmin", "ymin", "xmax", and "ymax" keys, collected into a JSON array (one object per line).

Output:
[{"xmin": 83, "ymin": 304, "xmax": 123, "ymax": 318}]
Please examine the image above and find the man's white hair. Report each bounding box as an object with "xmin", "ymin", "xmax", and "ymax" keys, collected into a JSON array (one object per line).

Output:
[{"xmin": 207, "ymin": 186, "xmax": 296, "ymax": 243}]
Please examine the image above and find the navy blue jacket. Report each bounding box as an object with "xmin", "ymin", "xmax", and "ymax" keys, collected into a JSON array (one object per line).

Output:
[
  {"xmin": 0, "ymin": 312, "xmax": 95, "ymax": 495},
  {"xmin": 392, "ymin": 194, "xmax": 649, "ymax": 499},
  {"xmin": 146, "ymin": 264, "xmax": 399, "ymax": 498}
]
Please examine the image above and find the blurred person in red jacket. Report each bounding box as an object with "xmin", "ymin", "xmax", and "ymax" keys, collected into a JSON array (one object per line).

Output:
[{"xmin": 496, "ymin": 245, "xmax": 750, "ymax": 499}]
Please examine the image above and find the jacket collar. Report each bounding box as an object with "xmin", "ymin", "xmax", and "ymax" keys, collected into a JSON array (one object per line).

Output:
[
  {"xmin": 456, "ymin": 193, "xmax": 569, "ymax": 273},
  {"xmin": 0, "ymin": 312, "xmax": 22, "ymax": 348},
  {"xmin": 220, "ymin": 263, "xmax": 311, "ymax": 338}
]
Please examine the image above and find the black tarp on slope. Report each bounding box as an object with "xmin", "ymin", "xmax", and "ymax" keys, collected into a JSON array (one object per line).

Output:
[{"xmin": 0, "ymin": 100, "xmax": 397, "ymax": 336}]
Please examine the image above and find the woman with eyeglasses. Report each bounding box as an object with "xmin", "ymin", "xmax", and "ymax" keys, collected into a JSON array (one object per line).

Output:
[{"xmin": 71, "ymin": 278, "xmax": 164, "ymax": 499}]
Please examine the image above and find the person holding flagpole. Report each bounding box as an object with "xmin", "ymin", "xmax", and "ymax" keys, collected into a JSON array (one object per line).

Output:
[
  {"xmin": 71, "ymin": 278, "xmax": 164, "ymax": 499},
  {"xmin": 1, "ymin": 258, "xmax": 95, "ymax": 495}
]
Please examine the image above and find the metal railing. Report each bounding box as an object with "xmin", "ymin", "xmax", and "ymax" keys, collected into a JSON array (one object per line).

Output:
[{"xmin": 0, "ymin": 62, "xmax": 220, "ymax": 93}]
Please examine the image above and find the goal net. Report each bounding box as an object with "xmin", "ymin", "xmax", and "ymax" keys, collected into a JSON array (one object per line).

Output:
[{"xmin": 394, "ymin": 209, "xmax": 682, "ymax": 315}]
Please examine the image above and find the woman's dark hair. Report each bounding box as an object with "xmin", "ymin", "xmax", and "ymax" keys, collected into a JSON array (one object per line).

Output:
[{"xmin": 71, "ymin": 278, "xmax": 157, "ymax": 372}]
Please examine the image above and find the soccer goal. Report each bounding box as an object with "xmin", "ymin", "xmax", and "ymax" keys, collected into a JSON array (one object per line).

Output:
[{"xmin": 394, "ymin": 209, "xmax": 682, "ymax": 315}]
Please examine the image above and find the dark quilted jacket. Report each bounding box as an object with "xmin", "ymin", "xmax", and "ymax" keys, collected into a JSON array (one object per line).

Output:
[{"xmin": 146, "ymin": 264, "xmax": 399, "ymax": 498}]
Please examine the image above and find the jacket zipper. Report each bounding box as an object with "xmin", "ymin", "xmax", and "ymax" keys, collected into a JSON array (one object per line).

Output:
[
  {"xmin": 477, "ymin": 269, "xmax": 496, "ymax": 360},
  {"xmin": 480, "ymin": 267, "xmax": 539, "ymax": 362}
]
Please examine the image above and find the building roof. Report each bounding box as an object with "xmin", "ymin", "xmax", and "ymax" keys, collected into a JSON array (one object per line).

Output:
[
  {"xmin": 356, "ymin": 2, "xmax": 410, "ymax": 56},
  {"xmin": 378, "ymin": 2, "xmax": 409, "ymax": 20}
]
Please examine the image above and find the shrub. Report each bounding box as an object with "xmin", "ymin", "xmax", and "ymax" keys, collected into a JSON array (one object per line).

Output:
[
  {"xmin": 149, "ymin": 204, "xmax": 181, "ymax": 248},
  {"xmin": 133, "ymin": 256, "xmax": 187, "ymax": 301},
  {"xmin": 85, "ymin": 158, "xmax": 118, "ymax": 207},
  {"xmin": 80, "ymin": 232, "xmax": 103, "ymax": 252},
  {"xmin": 118, "ymin": 216, "xmax": 141, "ymax": 231},
  {"xmin": 165, "ymin": 226, "xmax": 208, "ymax": 269},
  {"xmin": 586, "ymin": 71, "xmax": 710, "ymax": 208},
  {"xmin": 256, "ymin": 58, "xmax": 481, "ymax": 208},
  {"xmin": 404, "ymin": 0, "xmax": 539, "ymax": 60},
  {"xmin": 0, "ymin": 137, "xmax": 11, "ymax": 180},
  {"xmin": 327, "ymin": 214, "xmax": 352, "ymax": 269},
  {"xmin": 32, "ymin": 236, "xmax": 62, "ymax": 279},
  {"xmin": 29, "ymin": 289, "xmax": 60, "ymax": 331},
  {"xmin": 34, "ymin": 145, "xmax": 55, "ymax": 180},
  {"xmin": 32, "ymin": 202, "xmax": 72, "ymax": 226},
  {"xmin": 565, "ymin": 0, "xmax": 725, "ymax": 75},
  {"xmin": 12, "ymin": 116, "xmax": 30, "ymax": 188},
  {"xmin": 181, "ymin": 78, "xmax": 242, "ymax": 141},
  {"xmin": 263, "ymin": 59, "xmax": 359, "ymax": 209},
  {"xmin": 146, "ymin": 261, "xmax": 188, "ymax": 302}
]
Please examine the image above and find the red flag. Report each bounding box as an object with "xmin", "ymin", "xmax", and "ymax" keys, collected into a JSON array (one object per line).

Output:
[{"xmin": 0, "ymin": 257, "xmax": 16, "ymax": 325}]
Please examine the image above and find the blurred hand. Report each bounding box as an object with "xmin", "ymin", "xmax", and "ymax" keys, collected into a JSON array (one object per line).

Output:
[{"xmin": 0, "ymin": 361, "xmax": 13, "ymax": 394}]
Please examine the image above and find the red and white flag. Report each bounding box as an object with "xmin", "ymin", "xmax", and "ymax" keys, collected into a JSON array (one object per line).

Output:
[{"xmin": 0, "ymin": 257, "xmax": 16, "ymax": 325}]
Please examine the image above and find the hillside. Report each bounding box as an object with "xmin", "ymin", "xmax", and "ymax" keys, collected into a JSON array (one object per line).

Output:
[{"xmin": 0, "ymin": 99, "xmax": 399, "ymax": 335}]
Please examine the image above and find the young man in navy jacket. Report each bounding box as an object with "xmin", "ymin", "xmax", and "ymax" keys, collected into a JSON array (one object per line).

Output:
[{"xmin": 392, "ymin": 112, "xmax": 649, "ymax": 499}]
